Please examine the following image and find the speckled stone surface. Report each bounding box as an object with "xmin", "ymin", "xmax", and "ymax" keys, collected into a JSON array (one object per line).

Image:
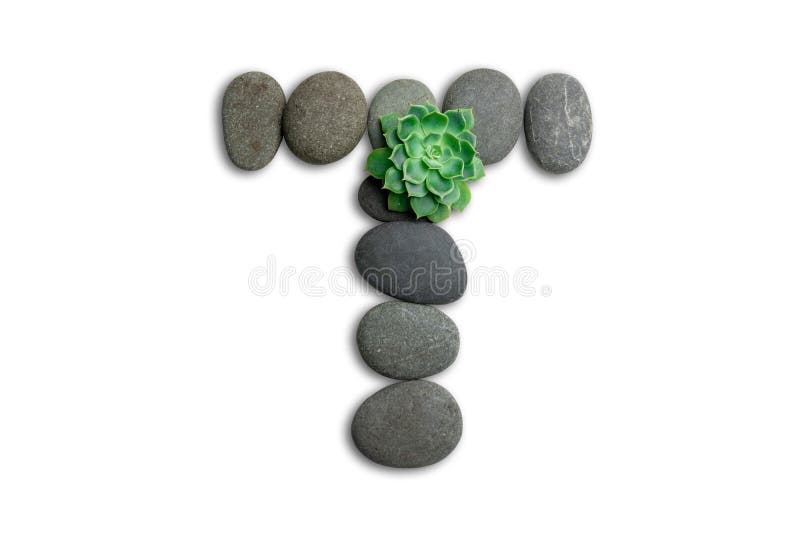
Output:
[
  {"xmin": 443, "ymin": 68, "xmax": 522, "ymax": 165},
  {"xmin": 282, "ymin": 71, "xmax": 366, "ymax": 164},
  {"xmin": 355, "ymin": 222, "xmax": 467, "ymax": 305},
  {"xmin": 357, "ymin": 301, "xmax": 459, "ymax": 380},
  {"xmin": 524, "ymin": 73, "xmax": 592, "ymax": 173},
  {"xmin": 367, "ymin": 79, "xmax": 435, "ymax": 149},
  {"xmin": 222, "ymin": 72, "xmax": 285, "ymax": 171},
  {"xmin": 357, "ymin": 177, "xmax": 419, "ymax": 222},
  {"xmin": 351, "ymin": 380, "xmax": 462, "ymax": 468}
]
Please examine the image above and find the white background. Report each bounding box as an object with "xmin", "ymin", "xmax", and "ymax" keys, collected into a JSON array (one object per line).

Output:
[{"xmin": 1, "ymin": 1, "xmax": 799, "ymax": 532}]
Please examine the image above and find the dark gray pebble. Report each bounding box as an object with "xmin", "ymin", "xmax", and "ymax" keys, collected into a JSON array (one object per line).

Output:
[
  {"xmin": 282, "ymin": 71, "xmax": 366, "ymax": 164},
  {"xmin": 351, "ymin": 380, "xmax": 462, "ymax": 468},
  {"xmin": 443, "ymin": 68, "xmax": 522, "ymax": 165},
  {"xmin": 357, "ymin": 301, "xmax": 459, "ymax": 379},
  {"xmin": 222, "ymin": 72, "xmax": 285, "ymax": 171},
  {"xmin": 367, "ymin": 79, "xmax": 435, "ymax": 148},
  {"xmin": 524, "ymin": 73, "xmax": 592, "ymax": 173},
  {"xmin": 357, "ymin": 177, "xmax": 419, "ymax": 222},
  {"xmin": 355, "ymin": 222, "xmax": 467, "ymax": 305}
]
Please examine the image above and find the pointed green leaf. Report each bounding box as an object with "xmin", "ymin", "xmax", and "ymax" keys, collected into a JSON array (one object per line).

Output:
[
  {"xmin": 404, "ymin": 133, "xmax": 424, "ymax": 158},
  {"xmin": 445, "ymin": 110, "xmax": 466, "ymax": 134},
  {"xmin": 457, "ymin": 139, "xmax": 476, "ymax": 162},
  {"xmin": 366, "ymin": 148, "xmax": 393, "ymax": 179},
  {"xmin": 380, "ymin": 113, "xmax": 400, "ymax": 135},
  {"xmin": 424, "ymin": 134, "xmax": 442, "ymax": 146},
  {"xmin": 460, "ymin": 109, "xmax": 475, "ymax": 130},
  {"xmin": 403, "ymin": 158, "xmax": 429, "ymax": 184},
  {"xmin": 427, "ymin": 203, "xmax": 451, "ymax": 223},
  {"xmin": 384, "ymin": 128, "xmax": 401, "ymax": 149},
  {"xmin": 397, "ymin": 115, "xmax": 422, "ymax": 141},
  {"xmin": 440, "ymin": 157, "xmax": 464, "ymax": 179},
  {"xmin": 407, "ymin": 105, "xmax": 428, "ymax": 121},
  {"xmin": 422, "ymin": 155, "xmax": 442, "ymax": 169},
  {"xmin": 457, "ymin": 130, "xmax": 477, "ymax": 146},
  {"xmin": 426, "ymin": 169, "xmax": 455, "ymax": 198},
  {"xmin": 410, "ymin": 194, "xmax": 438, "ymax": 218},
  {"xmin": 389, "ymin": 144, "xmax": 408, "ymax": 169},
  {"xmin": 423, "ymin": 102, "xmax": 438, "ymax": 113},
  {"xmin": 462, "ymin": 157, "xmax": 485, "ymax": 181},
  {"xmin": 441, "ymin": 133, "xmax": 460, "ymax": 155},
  {"xmin": 383, "ymin": 167, "xmax": 405, "ymax": 193},
  {"xmin": 387, "ymin": 192, "xmax": 411, "ymax": 212},
  {"xmin": 440, "ymin": 182, "xmax": 461, "ymax": 206},
  {"xmin": 421, "ymin": 111, "xmax": 448, "ymax": 136},
  {"xmin": 405, "ymin": 181, "xmax": 428, "ymax": 197},
  {"xmin": 452, "ymin": 181, "xmax": 471, "ymax": 211}
]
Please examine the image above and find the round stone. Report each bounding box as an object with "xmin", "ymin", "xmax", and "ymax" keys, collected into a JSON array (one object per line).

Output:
[
  {"xmin": 355, "ymin": 221, "xmax": 467, "ymax": 305},
  {"xmin": 524, "ymin": 73, "xmax": 592, "ymax": 173},
  {"xmin": 351, "ymin": 380, "xmax": 462, "ymax": 468},
  {"xmin": 367, "ymin": 79, "xmax": 435, "ymax": 148},
  {"xmin": 222, "ymin": 72, "xmax": 285, "ymax": 171},
  {"xmin": 357, "ymin": 301, "xmax": 459, "ymax": 380},
  {"xmin": 443, "ymin": 68, "xmax": 522, "ymax": 165},
  {"xmin": 282, "ymin": 71, "xmax": 366, "ymax": 164},
  {"xmin": 357, "ymin": 177, "xmax": 419, "ymax": 222}
]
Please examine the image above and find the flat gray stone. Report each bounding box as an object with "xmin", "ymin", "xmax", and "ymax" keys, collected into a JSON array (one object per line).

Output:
[
  {"xmin": 357, "ymin": 301, "xmax": 459, "ymax": 379},
  {"xmin": 283, "ymin": 71, "xmax": 366, "ymax": 164},
  {"xmin": 222, "ymin": 72, "xmax": 285, "ymax": 171},
  {"xmin": 357, "ymin": 177, "xmax": 419, "ymax": 222},
  {"xmin": 443, "ymin": 68, "xmax": 522, "ymax": 165},
  {"xmin": 355, "ymin": 222, "xmax": 467, "ymax": 305},
  {"xmin": 367, "ymin": 79, "xmax": 435, "ymax": 148},
  {"xmin": 351, "ymin": 380, "xmax": 462, "ymax": 468},
  {"xmin": 524, "ymin": 73, "xmax": 592, "ymax": 173}
]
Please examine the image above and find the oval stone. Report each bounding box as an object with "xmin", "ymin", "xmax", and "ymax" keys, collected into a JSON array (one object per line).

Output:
[
  {"xmin": 357, "ymin": 177, "xmax": 419, "ymax": 222},
  {"xmin": 367, "ymin": 79, "xmax": 435, "ymax": 149},
  {"xmin": 357, "ymin": 301, "xmax": 459, "ymax": 379},
  {"xmin": 443, "ymin": 68, "xmax": 522, "ymax": 165},
  {"xmin": 524, "ymin": 73, "xmax": 592, "ymax": 173},
  {"xmin": 222, "ymin": 72, "xmax": 285, "ymax": 171},
  {"xmin": 351, "ymin": 380, "xmax": 462, "ymax": 468},
  {"xmin": 355, "ymin": 222, "xmax": 467, "ymax": 305},
  {"xmin": 282, "ymin": 71, "xmax": 366, "ymax": 164}
]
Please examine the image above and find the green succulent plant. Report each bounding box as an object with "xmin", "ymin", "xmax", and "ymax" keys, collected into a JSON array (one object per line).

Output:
[{"xmin": 366, "ymin": 103, "xmax": 485, "ymax": 222}]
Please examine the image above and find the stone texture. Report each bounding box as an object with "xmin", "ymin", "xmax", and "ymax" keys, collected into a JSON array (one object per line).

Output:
[
  {"xmin": 524, "ymin": 73, "xmax": 592, "ymax": 173},
  {"xmin": 367, "ymin": 79, "xmax": 435, "ymax": 149},
  {"xmin": 222, "ymin": 72, "xmax": 285, "ymax": 171},
  {"xmin": 443, "ymin": 68, "xmax": 522, "ymax": 165},
  {"xmin": 357, "ymin": 301, "xmax": 459, "ymax": 379},
  {"xmin": 357, "ymin": 177, "xmax": 420, "ymax": 222},
  {"xmin": 351, "ymin": 380, "xmax": 462, "ymax": 468},
  {"xmin": 282, "ymin": 71, "xmax": 366, "ymax": 164},
  {"xmin": 355, "ymin": 222, "xmax": 467, "ymax": 305}
]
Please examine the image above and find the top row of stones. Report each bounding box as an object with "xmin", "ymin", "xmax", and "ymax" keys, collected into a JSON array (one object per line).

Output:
[{"xmin": 222, "ymin": 69, "xmax": 592, "ymax": 173}]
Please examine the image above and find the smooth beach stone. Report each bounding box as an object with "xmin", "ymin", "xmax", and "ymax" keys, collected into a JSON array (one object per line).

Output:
[
  {"xmin": 524, "ymin": 73, "xmax": 592, "ymax": 173},
  {"xmin": 443, "ymin": 68, "xmax": 522, "ymax": 165},
  {"xmin": 367, "ymin": 79, "xmax": 436, "ymax": 148},
  {"xmin": 282, "ymin": 71, "xmax": 366, "ymax": 164},
  {"xmin": 357, "ymin": 301, "xmax": 459, "ymax": 379},
  {"xmin": 357, "ymin": 177, "xmax": 419, "ymax": 222},
  {"xmin": 355, "ymin": 222, "xmax": 467, "ymax": 305},
  {"xmin": 351, "ymin": 380, "xmax": 462, "ymax": 468},
  {"xmin": 222, "ymin": 72, "xmax": 285, "ymax": 171}
]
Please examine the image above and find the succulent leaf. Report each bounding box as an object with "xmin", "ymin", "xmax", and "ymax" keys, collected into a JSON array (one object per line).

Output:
[
  {"xmin": 397, "ymin": 115, "xmax": 422, "ymax": 141},
  {"xmin": 403, "ymin": 158, "xmax": 429, "ymax": 184},
  {"xmin": 407, "ymin": 105, "xmax": 428, "ymax": 121},
  {"xmin": 452, "ymin": 181, "xmax": 471, "ymax": 211},
  {"xmin": 440, "ymin": 157, "xmax": 464, "ymax": 180},
  {"xmin": 444, "ymin": 110, "xmax": 466, "ymax": 134},
  {"xmin": 389, "ymin": 144, "xmax": 408, "ymax": 169},
  {"xmin": 440, "ymin": 182, "xmax": 461, "ymax": 205},
  {"xmin": 388, "ymin": 192, "xmax": 411, "ymax": 212},
  {"xmin": 383, "ymin": 167, "xmax": 405, "ymax": 194},
  {"xmin": 457, "ymin": 130, "xmax": 477, "ymax": 146},
  {"xmin": 384, "ymin": 128, "xmax": 401, "ymax": 149},
  {"xmin": 423, "ymin": 103, "xmax": 438, "ymax": 113},
  {"xmin": 366, "ymin": 148, "xmax": 393, "ymax": 179},
  {"xmin": 380, "ymin": 113, "xmax": 400, "ymax": 134},
  {"xmin": 427, "ymin": 203, "xmax": 451, "ymax": 223},
  {"xmin": 405, "ymin": 181, "xmax": 428, "ymax": 197},
  {"xmin": 426, "ymin": 169, "xmax": 454, "ymax": 198},
  {"xmin": 460, "ymin": 109, "xmax": 475, "ymax": 130},
  {"xmin": 462, "ymin": 157, "xmax": 485, "ymax": 181},
  {"xmin": 410, "ymin": 194, "xmax": 438, "ymax": 217},
  {"xmin": 421, "ymin": 111, "xmax": 448, "ymax": 136},
  {"xmin": 404, "ymin": 133, "xmax": 425, "ymax": 158}
]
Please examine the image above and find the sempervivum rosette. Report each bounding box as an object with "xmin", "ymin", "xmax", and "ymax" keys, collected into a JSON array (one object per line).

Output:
[{"xmin": 366, "ymin": 103, "xmax": 485, "ymax": 222}]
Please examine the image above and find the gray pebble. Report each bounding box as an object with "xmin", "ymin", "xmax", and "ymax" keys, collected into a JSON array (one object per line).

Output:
[
  {"xmin": 351, "ymin": 380, "xmax": 462, "ymax": 468},
  {"xmin": 443, "ymin": 68, "xmax": 522, "ymax": 165},
  {"xmin": 283, "ymin": 71, "xmax": 366, "ymax": 164},
  {"xmin": 355, "ymin": 222, "xmax": 467, "ymax": 305},
  {"xmin": 357, "ymin": 177, "xmax": 419, "ymax": 222},
  {"xmin": 367, "ymin": 79, "xmax": 435, "ymax": 148},
  {"xmin": 357, "ymin": 301, "xmax": 459, "ymax": 380},
  {"xmin": 524, "ymin": 73, "xmax": 592, "ymax": 173},
  {"xmin": 222, "ymin": 72, "xmax": 285, "ymax": 171}
]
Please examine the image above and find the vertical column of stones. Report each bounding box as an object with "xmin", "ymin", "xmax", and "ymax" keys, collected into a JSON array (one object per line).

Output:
[{"xmin": 350, "ymin": 80, "xmax": 466, "ymax": 468}]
